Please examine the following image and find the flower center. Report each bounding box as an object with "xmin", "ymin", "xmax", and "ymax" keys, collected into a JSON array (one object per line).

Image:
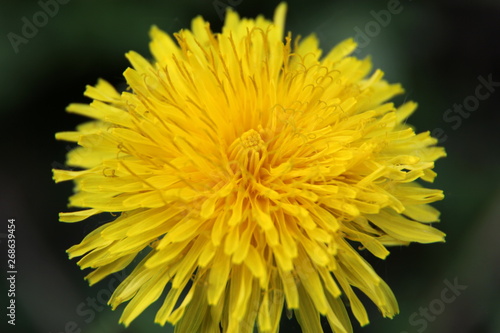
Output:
[{"xmin": 240, "ymin": 129, "xmax": 265, "ymax": 152}]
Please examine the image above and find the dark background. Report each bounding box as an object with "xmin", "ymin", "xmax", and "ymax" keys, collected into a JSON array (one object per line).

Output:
[{"xmin": 1, "ymin": 0, "xmax": 499, "ymax": 332}]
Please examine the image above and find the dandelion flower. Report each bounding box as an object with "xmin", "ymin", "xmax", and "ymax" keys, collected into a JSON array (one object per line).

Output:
[{"xmin": 54, "ymin": 3, "xmax": 446, "ymax": 332}]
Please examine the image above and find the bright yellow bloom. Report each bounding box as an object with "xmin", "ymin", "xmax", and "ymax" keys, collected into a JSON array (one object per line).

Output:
[{"xmin": 54, "ymin": 3, "xmax": 446, "ymax": 332}]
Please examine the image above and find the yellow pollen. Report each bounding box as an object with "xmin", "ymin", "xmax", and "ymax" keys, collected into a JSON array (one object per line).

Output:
[{"xmin": 240, "ymin": 129, "xmax": 265, "ymax": 152}]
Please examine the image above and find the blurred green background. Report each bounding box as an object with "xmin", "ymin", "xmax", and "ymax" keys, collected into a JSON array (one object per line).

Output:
[{"xmin": 1, "ymin": 0, "xmax": 499, "ymax": 332}]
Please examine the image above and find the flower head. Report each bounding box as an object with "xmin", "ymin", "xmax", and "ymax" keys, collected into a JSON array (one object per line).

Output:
[{"xmin": 54, "ymin": 3, "xmax": 446, "ymax": 332}]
